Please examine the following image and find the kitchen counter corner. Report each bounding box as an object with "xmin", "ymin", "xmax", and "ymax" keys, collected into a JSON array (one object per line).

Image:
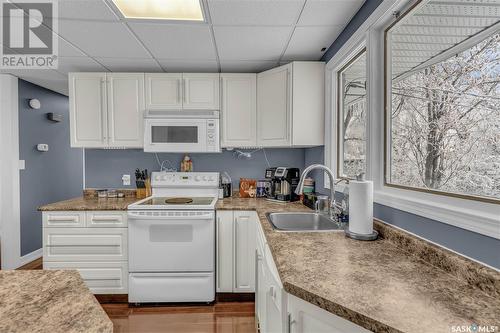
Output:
[{"xmin": 0, "ymin": 270, "xmax": 113, "ymax": 333}]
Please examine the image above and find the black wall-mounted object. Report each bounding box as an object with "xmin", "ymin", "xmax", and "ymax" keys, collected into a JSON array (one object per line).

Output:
[{"xmin": 46, "ymin": 112, "xmax": 63, "ymax": 122}]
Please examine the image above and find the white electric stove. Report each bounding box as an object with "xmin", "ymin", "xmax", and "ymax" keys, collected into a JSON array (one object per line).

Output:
[{"xmin": 127, "ymin": 171, "xmax": 219, "ymax": 303}]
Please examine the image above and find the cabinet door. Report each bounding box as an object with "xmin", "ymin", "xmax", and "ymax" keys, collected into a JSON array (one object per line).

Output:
[
  {"xmin": 107, "ymin": 73, "xmax": 144, "ymax": 148},
  {"xmin": 216, "ymin": 211, "xmax": 234, "ymax": 292},
  {"xmin": 182, "ymin": 73, "xmax": 220, "ymax": 110},
  {"xmin": 145, "ymin": 73, "xmax": 182, "ymax": 110},
  {"xmin": 233, "ymin": 211, "xmax": 256, "ymax": 292},
  {"xmin": 43, "ymin": 227, "xmax": 127, "ymax": 262},
  {"xmin": 288, "ymin": 294, "xmax": 370, "ymax": 333},
  {"xmin": 256, "ymin": 242, "xmax": 268, "ymax": 331},
  {"xmin": 44, "ymin": 261, "xmax": 128, "ymax": 294},
  {"xmin": 43, "ymin": 211, "xmax": 85, "ymax": 228},
  {"xmin": 86, "ymin": 211, "xmax": 127, "ymax": 228},
  {"xmin": 220, "ymin": 74, "xmax": 257, "ymax": 147},
  {"xmin": 69, "ymin": 73, "xmax": 107, "ymax": 147},
  {"xmin": 257, "ymin": 64, "xmax": 291, "ymax": 147}
]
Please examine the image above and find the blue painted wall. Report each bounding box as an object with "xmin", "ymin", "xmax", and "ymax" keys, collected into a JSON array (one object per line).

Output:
[
  {"xmin": 18, "ymin": 80, "xmax": 83, "ymax": 256},
  {"xmin": 321, "ymin": 0, "xmax": 384, "ymax": 62},
  {"xmin": 85, "ymin": 148, "xmax": 305, "ymax": 189}
]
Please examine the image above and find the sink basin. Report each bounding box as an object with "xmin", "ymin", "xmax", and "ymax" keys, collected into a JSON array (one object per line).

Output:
[{"xmin": 266, "ymin": 212, "xmax": 344, "ymax": 232}]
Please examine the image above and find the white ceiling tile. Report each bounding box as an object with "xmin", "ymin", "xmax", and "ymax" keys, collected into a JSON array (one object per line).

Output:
[
  {"xmin": 56, "ymin": 57, "xmax": 107, "ymax": 74},
  {"xmin": 96, "ymin": 58, "xmax": 163, "ymax": 72},
  {"xmin": 297, "ymin": 0, "xmax": 365, "ymax": 26},
  {"xmin": 214, "ymin": 26, "xmax": 292, "ymax": 61},
  {"xmin": 208, "ymin": 0, "xmax": 304, "ymax": 26},
  {"xmin": 5, "ymin": 70, "xmax": 69, "ymax": 95},
  {"xmin": 58, "ymin": 37, "xmax": 87, "ymax": 57},
  {"xmin": 58, "ymin": 0, "xmax": 120, "ymax": 21},
  {"xmin": 220, "ymin": 60, "xmax": 277, "ymax": 73},
  {"xmin": 58, "ymin": 20, "xmax": 151, "ymax": 58},
  {"xmin": 283, "ymin": 26, "xmax": 343, "ymax": 60},
  {"xmin": 128, "ymin": 23, "xmax": 216, "ymax": 60},
  {"xmin": 157, "ymin": 60, "xmax": 219, "ymax": 72}
]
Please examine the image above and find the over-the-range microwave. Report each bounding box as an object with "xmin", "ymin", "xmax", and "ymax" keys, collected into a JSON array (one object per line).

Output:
[{"xmin": 143, "ymin": 110, "xmax": 221, "ymax": 153}]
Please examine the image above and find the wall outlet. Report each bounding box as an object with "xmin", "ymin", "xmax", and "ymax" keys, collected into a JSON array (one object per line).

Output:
[{"xmin": 122, "ymin": 174, "xmax": 131, "ymax": 186}]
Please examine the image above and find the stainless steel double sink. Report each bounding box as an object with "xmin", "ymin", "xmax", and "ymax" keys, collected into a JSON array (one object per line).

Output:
[{"xmin": 266, "ymin": 212, "xmax": 344, "ymax": 232}]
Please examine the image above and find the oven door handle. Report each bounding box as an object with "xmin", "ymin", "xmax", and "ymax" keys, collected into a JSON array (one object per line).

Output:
[{"xmin": 127, "ymin": 211, "xmax": 214, "ymax": 220}]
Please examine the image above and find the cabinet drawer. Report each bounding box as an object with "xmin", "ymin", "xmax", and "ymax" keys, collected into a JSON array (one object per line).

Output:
[
  {"xmin": 43, "ymin": 228, "xmax": 127, "ymax": 261},
  {"xmin": 86, "ymin": 211, "xmax": 127, "ymax": 227},
  {"xmin": 43, "ymin": 261, "xmax": 128, "ymax": 294},
  {"xmin": 43, "ymin": 212, "xmax": 85, "ymax": 227}
]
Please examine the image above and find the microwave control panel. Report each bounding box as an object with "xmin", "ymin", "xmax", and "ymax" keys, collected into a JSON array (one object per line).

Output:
[{"xmin": 206, "ymin": 119, "xmax": 220, "ymax": 152}]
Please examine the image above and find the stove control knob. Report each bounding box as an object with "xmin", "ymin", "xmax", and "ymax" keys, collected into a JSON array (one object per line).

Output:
[
  {"xmin": 195, "ymin": 176, "xmax": 201, "ymax": 181},
  {"xmin": 203, "ymin": 176, "xmax": 208, "ymax": 181},
  {"xmin": 155, "ymin": 175, "xmax": 162, "ymax": 181}
]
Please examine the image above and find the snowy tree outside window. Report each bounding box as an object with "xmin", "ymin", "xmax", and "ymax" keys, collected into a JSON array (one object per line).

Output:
[
  {"xmin": 387, "ymin": 31, "xmax": 500, "ymax": 201},
  {"xmin": 338, "ymin": 51, "xmax": 367, "ymax": 179}
]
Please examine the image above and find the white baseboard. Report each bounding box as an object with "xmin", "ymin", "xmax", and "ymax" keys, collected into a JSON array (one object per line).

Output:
[{"xmin": 19, "ymin": 248, "xmax": 42, "ymax": 267}]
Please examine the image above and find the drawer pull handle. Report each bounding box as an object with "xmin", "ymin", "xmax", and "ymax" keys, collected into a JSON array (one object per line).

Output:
[
  {"xmin": 49, "ymin": 216, "xmax": 78, "ymax": 222},
  {"xmin": 92, "ymin": 217, "xmax": 121, "ymax": 222}
]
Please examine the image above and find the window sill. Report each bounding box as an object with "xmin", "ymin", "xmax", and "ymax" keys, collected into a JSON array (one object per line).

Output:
[{"xmin": 374, "ymin": 189, "xmax": 500, "ymax": 239}]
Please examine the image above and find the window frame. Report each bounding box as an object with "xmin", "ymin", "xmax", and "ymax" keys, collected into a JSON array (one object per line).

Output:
[
  {"xmin": 337, "ymin": 47, "xmax": 367, "ymax": 180},
  {"xmin": 323, "ymin": 0, "xmax": 500, "ymax": 239},
  {"xmin": 383, "ymin": 0, "xmax": 500, "ymax": 205}
]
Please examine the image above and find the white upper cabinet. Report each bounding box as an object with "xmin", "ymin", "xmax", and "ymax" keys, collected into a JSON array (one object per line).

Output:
[
  {"xmin": 257, "ymin": 62, "xmax": 325, "ymax": 147},
  {"xmin": 257, "ymin": 65, "xmax": 291, "ymax": 147},
  {"xmin": 145, "ymin": 73, "xmax": 220, "ymax": 110},
  {"xmin": 220, "ymin": 74, "xmax": 257, "ymax": 148},
  {"xmin": 183, "ymin": 73, "xmax": 220, "ymax": 110},
  {"xmin": 69, "ymin": 72, "xmax": 145, "ymax": 148},
  {"xmin": 69, "ymin": 73, "xmax": 107, "ymax": 148},
  {"xmin": 145, "ymin": 73, "xmax": 182, "ymax": 110},
  {"xmin": 107, "ymin": 73, "xmax": 144, "ymax": 148}
]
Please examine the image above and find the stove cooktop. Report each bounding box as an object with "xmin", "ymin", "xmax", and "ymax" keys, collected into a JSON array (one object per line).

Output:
[
  {"xmin": 128, "ymin": 196, "xmax": 218, "ymax": 210},
  {"xmin": 137, "ymin": 197, "xmax": 215, "ymax": 206}
]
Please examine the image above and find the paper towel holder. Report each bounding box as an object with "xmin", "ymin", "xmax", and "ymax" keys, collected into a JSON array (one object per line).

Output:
[
  {"xmin": 345, "ymin": 172, "xmax": 378, "ymax": 241},
  {"xmin": 345, "ymin": 229, "xmax": 378, "ymax": 241}
]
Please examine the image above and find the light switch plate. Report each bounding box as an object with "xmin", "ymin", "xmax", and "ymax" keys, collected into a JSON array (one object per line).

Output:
[
  {"xmin": 122, "ymin": 174, "xmax": 131, "ymax": 186},
  {"xmin": 19, "ymin": 160, "xmax": 25, "ymax": 170}
]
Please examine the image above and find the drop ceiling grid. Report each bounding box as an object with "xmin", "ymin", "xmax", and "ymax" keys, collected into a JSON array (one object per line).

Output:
[{"xmin": 3, "ymin": 0, "xmax": 368, "ymax": 94}]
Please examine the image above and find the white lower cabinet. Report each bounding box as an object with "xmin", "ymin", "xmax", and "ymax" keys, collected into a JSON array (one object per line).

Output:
[
  {"xmin": 216, "ymin": 210, "xmax": 256, "ymax": 293},
  {"xmin": 44, "ymin": 261, "xmax": 128, "ymax": 294},
  {"xmin": 288, "ymin": 294, "xmax": 371, "ymax": 333},
  {"xmin": 255, "ymin": 218, "xmax": 370, "ymax": 333},
  {"xmin": 42, "ymin": 211, "xmax": 128, "ymax": 294}
]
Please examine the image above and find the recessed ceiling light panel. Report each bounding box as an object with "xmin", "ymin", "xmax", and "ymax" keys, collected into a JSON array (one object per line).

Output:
[{"xmin": 112, "ymin": 0, "xmax": 204, "ymax": 21}]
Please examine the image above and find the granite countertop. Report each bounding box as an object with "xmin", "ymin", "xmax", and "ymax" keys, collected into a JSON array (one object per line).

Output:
[
  {"xmin": 38, "ymin": 196, "xmax": 139, "ymax": 211},
  {"xmin": 216, "ymin": 196, "xmax": 500, "ymax": 333},
  {"xmin": 0, "ymin": 270, "xmax": 113, "ymax": 333}
]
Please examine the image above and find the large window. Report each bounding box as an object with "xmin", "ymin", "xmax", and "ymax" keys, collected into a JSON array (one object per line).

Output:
[
  {"xmin": 385, "ymin": 4, "xmax": 499, "ymax": 203},
  {"xmin": 338, "ymin": 49, "xmax": 367, "ymax": 179}
]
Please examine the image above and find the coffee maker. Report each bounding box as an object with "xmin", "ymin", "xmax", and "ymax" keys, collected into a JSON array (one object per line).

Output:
[{"xmin": 265, "ymin": 167, "xmax": 300, "ymax": 202}]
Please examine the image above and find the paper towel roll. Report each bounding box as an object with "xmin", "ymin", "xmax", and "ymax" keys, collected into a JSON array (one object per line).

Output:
[{"xmin": 348, "ymin": 180, "xmax": 373, "ymax": 235}]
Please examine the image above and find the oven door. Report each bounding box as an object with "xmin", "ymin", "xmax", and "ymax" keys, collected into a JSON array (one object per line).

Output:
[
  {"xmin": 144, "ymin": 118, "xmax": 207, "ymax": 152},
  {"xmin": 128, "ymin": 210, "xmax": 214, "ymax": 272}
]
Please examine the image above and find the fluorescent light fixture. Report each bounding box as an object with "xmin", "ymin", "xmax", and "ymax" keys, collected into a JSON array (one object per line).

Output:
[{"xmin": 112, "ymin": 0, "xmax": 204, "ymax": 21}]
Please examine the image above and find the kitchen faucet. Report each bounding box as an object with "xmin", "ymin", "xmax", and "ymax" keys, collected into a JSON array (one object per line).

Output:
[{"xmin": 295, "ymin": 164, "xmax": 338, "ymax": 218}]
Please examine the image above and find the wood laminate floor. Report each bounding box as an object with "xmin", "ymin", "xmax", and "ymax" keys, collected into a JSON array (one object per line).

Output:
[{"xmin": 103, "ymin": 302, "xmax": 256, "ymax": 333}]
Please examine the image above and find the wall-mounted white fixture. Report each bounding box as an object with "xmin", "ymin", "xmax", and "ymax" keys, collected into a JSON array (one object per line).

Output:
[
  {"xmin": 29, "ymin": 99, "xmax": 41, "ymax": 109},
  {"xmin": 122, "ymin": 174, "xmax": 131, "ymax": 186},
  {"xmin": 36, "ymin": 144, "xmax": 49, "ymax": 152}
]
